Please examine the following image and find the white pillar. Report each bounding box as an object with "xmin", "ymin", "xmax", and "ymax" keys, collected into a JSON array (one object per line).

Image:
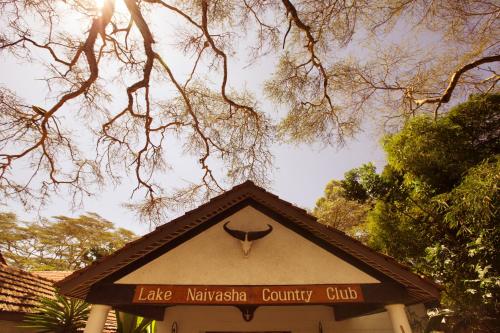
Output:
[
  {"xmin": 84, "ymin": 304, "xmax": 112, "ymax": 333},
  {"xmin": 385, "ymin": 304, "xmax": 412, "ymax": 333}
]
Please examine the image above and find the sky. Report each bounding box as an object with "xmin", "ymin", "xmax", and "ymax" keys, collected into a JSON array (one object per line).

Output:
[{"xmin": 0, "ymin": 2, "xmax": 387, "ymax": 235}]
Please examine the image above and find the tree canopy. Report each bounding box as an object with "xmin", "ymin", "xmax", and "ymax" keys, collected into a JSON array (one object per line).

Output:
[
  {"xmin": 315, "ymin": 94, "xmax": 499, "ymax": 332},
  {"xmin": 313, "ymin": 166, "xmax": 376, "ymax": 242},
  {"xmin": 0, "ymin": 0, "xmax": 498, "ymax": 222},
  {"xmin": 0, "ymin": 212, "xmax": 137, "ymax": 270}
]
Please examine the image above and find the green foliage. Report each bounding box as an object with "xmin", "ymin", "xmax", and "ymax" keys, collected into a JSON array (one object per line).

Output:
[
  {"xmin": 22, "ymin": 294, "xmax": 89, "ymax": 333},
  {"xmin": 370, "ymin": 94, "xmax": 500, "ymax": 331},
  {"xmin": 342, "ymin": 163, "xmax": 387, "ymax": 203},
  {"xmin": 318, "ymin": 94, "xmax": 499, "ymax": 332},
  {"xmin": 384, "ymin": 94, "xmax": 500, "ymax": 193},
  {"xmin": 366, "ymin": 199, "xmax": 432, "ymax": 267},
  {"xmin": 0, "ymin": 213, "xmax": 137, "ymax": 270},
  {"xmin": 428, "ymin": 158, "xmax": 499, "ymax": 329},
  {"xmin": 116, "ymin": 311, "xmax": 155, "ymax": 333},
  {"xmin": 313, "ymin": 180, "xmax": 370, "ymax": 241},
  {"xmin": 314, "ymin": 162, "xmax": 397, "ymax": 242},
  {"xmin": 446, "ymin": 94, "xmax": 500, "ymax": 157}
]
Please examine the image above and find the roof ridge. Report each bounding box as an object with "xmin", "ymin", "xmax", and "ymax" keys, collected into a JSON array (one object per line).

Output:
[{"xmin": 1, "ymin": 263, "xmax": 56, "ymax": 285}]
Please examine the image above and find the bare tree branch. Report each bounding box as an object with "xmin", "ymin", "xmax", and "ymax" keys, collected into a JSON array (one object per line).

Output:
[
  {"xmin": 413, "ymin": 54, "xmax": 500, "ymax": 117},
  {"xmin": 0, "ymin": 0, "xmax": 498, "ymax": 223}
]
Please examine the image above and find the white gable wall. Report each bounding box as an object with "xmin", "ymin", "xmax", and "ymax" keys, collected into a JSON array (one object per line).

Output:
[
  {"xmin": 114, "ymin": 205, "xmax": 411, "ymax": 333},
  {"xmin": 117, "ymin": 206, "xmax": 379, "ymax": 285},
  {"xmin": 156, "ymin": 305, "xmax": 335, "ymax": 333},
  {"xmin": 154, "ymin": 306, "xmax": 401, "ymax": 333}
]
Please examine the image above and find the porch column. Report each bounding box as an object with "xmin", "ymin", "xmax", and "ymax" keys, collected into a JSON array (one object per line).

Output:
[
  {"xmin": 84, "ymin": 304, "xmax": 111, "ymax": 333},
  {"xmin": 385, "ymin": 304, "xmax": 412, "ymax": 333}
]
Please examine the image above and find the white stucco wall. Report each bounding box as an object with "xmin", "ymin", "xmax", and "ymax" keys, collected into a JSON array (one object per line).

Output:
[
  {"xmin": 155, "ymin": 305, "xmax": 337, "ymax": 333},
  {"xmin": 117, "ymin": 206, "xmax": 379, "ymax": 285},
  {"xmin": 153, "ymin": 305, "xmax": 409, "ymax": 333},
  {"xmin": 331, "ymin": 311, "xmax": 393, "ymax": 333}
]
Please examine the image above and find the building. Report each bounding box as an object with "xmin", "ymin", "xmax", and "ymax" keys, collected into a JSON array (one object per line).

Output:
[
  {"xmin": 0, "ymin": 259, "xmax": 55, "ymax": 333},
  {"xmin": 57, "ymin": 181, "xmax": 440, "ymax": 333},
  {"xmin": 0, "ymin": 255, "xmax": 116, "ymax": 333}
]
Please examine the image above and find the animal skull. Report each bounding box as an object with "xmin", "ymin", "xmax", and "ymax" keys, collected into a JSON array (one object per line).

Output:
[{"xmin": 223, "ymin": 221, "xmax": 273, "ymax": 257}]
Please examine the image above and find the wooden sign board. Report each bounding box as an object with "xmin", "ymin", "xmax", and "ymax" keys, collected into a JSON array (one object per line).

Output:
[{"xmin": 132, "ymin": 284, "xmax": 363, "ymax": 305}]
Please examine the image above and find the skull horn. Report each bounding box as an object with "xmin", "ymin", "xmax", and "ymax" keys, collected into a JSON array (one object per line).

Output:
[
  {"xmin": 223, "ymin": 222, "xmax": 246, "ymax": 241},
  {"xmin": 247, "ymin": 224, "xmax": 273, "ymax": 241},
  {"xmin": 223, "ymin": 222, "xmax": 273, "ymax": 241}
]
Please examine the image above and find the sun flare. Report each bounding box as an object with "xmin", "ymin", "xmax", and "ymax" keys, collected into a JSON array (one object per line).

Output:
[{"xmin": 95, "ymin": 0, "xmax": 105, "ymax": 9}]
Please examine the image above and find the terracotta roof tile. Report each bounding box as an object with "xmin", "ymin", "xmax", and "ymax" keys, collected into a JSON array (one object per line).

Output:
[
  {"xmin": 0, "ymin": 264, "xmax": 117, "ymax": 332},
  {"xmin": 0, "ymin": 263, "xmax": 54, "ymax": 313},
  {"xmin": 32, "ymin": 271, "xmax": 73, "ymax": 282}
]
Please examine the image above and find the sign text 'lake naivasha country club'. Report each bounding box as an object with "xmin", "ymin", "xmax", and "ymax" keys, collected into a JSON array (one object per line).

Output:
[{"xmin": 132, "ymin": 285, "xmax": 364, "ymax": 305}]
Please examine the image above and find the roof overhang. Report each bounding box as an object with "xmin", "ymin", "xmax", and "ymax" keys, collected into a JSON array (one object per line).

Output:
[{"xmin": 56, "ymin": 181, "xmax": 440, "ymax": 311}]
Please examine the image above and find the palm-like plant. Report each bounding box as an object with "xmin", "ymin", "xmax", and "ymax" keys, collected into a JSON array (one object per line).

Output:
[
  {"xmin": 116, "ymin": 310, "xmax": 156, "ymax": 333},
  {"xmin": 22, "ymin": 293, "xmax": 90, "ymax": 333}
]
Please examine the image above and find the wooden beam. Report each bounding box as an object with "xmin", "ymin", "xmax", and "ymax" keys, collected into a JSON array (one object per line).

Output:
[{"xmin": 86, "ymin": 282, "xmax": 410, "ymax": 306}]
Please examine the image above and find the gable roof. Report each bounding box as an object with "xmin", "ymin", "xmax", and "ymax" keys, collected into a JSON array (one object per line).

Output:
[
  {"xmin": 0, "ymin": 263, "xmax": 55, "ymax": 314},
  {"xmin": 57, "ymin": 181, "xmax": 440, "ymax": 305},
  {"xmin": 0, "ymin": 263, "xmax": 117, "ymax": 332}
]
